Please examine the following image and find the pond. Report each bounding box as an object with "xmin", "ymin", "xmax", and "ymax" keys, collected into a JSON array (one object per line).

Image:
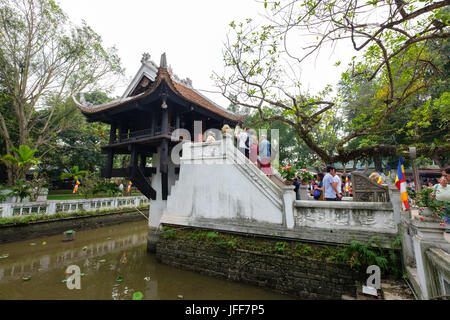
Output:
[{"xmin": 0, "ymin": 220, "xmax": 291, "ymax": 300}]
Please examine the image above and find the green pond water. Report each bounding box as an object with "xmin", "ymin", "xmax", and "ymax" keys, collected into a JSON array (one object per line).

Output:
[{"xmin": 0, "ymin": 220, "xmax": 291, "ymax": 300}]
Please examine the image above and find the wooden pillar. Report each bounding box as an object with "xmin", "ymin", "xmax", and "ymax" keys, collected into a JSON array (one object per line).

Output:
[
  {"xmin": 150, "ymin": 112, "xmax": 156, "ymax": 136},
  {"xmin": 104, "ymin": 151, "xmax": 114, "ymax": 178},
  {"xmin": 119, "ymin": 124, "xmax": 128, "ymax": 142},
  {"xmin": 140, "ymin": 153, "xmax": 146, "ymax": 170},
  {"xmin": 176, "ymin": 114, "xmax": 180, "ymax": 130},
  {"xmin": 109, "ymin": 123, "xmax": 117, "ymax": 144},
  {"xmin": 104, "ymin": 123, "xmax": 117, "ymax": 178},
  {"xmin": 129, "ymin": 145, "xmax": 138, "ymax": 177}
]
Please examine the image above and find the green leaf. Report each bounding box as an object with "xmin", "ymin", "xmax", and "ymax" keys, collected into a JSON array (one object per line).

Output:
[{"xmin": 132, "ymin": 291, "xmax": 144, "ymax": 300}]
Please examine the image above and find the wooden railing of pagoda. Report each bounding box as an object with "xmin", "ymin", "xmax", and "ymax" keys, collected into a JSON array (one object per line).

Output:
[{"xmin": 117, "ymin": 126, "xmax": 176, "ymax": 143}]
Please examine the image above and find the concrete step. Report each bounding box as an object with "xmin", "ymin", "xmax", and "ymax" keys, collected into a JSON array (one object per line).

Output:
[{"xmin": 381, "ymin": 279, "xmax": 416, "ymax": 300}]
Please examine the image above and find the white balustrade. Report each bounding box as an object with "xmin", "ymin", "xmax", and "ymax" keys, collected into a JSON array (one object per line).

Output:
[
  {"xmin": 0, "ymin": 196, "xmax": 149, "ymax": 218},
  {"xmin": 294, "ymin": 200, "xmax": 397, "ymax": 233}
]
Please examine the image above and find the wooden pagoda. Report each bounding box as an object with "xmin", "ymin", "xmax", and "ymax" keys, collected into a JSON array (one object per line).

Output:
[{"xmin": 75, "ymin": 53, "xmax": 241, "ymax": 201}]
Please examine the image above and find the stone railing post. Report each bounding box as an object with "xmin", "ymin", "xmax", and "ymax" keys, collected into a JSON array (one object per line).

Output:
[
  {"xmin": 410, "ymin": 215, "xmax": 450, "ymax": 299},
  {"xmin": 299, "ymin": 184, "xmax": 310, "ymax": 200},
  {"xmin": 47, "ymin": 202, "xmax": 56, "ymax": 215},
  {"xmin": 282, "ymin": 185, "xmax": 295, "ymax": 229},
  {"xmin": 112, "ymin": 198, "xmax": 118, "ymax": 209},
  {"xmin": 389, "ymin": 184, "xmax": 417, "ymax": 269},
  {"xmin": 0, "ymin": 204, "xmax": 12, "ymax": 217},
  {"xmin": 388, "ymin": 184, "xmax": 406, "ymax": 224},
  {"xmin": 84, "ymin": 200, "xmax": 91, "ymax": 211}
]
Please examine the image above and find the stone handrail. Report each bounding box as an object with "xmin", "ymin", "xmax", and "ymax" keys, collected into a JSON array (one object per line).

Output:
[
  {"xmin": 424, "ymin": 248, "xmax": 450, "ymax": 299},
  {"xmin": 0, "ymin": 196, "xmax": 149, "ymax": 218},
  {"xmin": 294, "ymin": 200, "xmax": 397, "ymax": 233}
]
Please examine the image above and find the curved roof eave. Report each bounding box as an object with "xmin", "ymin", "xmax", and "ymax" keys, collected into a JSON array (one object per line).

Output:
[{"xmin": 75, "ymin": 67, "xmax": 242, "ymax": 122}]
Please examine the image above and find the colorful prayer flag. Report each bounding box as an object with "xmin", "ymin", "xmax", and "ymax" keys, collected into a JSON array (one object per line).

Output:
[
  {"xmin": 377, "ymin": 171, "xmax": 383, "ymax": 184},
  {"xmin": 394, "ymin": 157, "xmax": 409, "ymax": 211},
  {"xmin": 345, "ymin": 176, "xmax": 349, "ymax": 193},
  {"xmin": 73, "ymin": 178, "xmax": 80, "ymax": 194}
]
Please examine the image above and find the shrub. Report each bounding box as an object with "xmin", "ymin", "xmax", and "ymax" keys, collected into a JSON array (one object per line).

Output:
[
  {"xmin": 274, "ymin": 241, "xmax": 287, "ymax": 253},
  {"xmin": 161, "ymin": 226, "xmax": 177, "ymax": 239}
]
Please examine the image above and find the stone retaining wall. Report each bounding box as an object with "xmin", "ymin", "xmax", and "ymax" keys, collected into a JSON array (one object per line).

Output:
[
  {"xmin": 0, "ymin": 209, "xmax": 148, "ymax": 244},
  {"xmin": 156, "ymin": 236, "xmax": 366, "ymax": 299}
]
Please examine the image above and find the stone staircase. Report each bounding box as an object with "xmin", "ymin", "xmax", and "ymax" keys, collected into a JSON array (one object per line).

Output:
[
  {"xmin": 164, "ymin": 140, "xmax": 284, "ymax": 224},
  {"xmin": 228, "ymin": 141, "xmax": 283, "ymax": 210}
]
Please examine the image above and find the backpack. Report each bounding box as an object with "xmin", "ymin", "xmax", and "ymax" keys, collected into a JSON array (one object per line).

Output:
[{"xmin": 313, "ymin": 189, "xmax": 322, "ymax": 200}]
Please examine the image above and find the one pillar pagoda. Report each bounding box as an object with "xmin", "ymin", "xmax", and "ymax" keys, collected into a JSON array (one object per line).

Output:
[{"xmin": 75, "ymin": 52, "xmax": 241, "ymax": 250}]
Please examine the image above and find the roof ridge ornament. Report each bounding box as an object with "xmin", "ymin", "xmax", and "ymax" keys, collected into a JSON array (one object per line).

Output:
[
  {"xmin": 141, "ymin": 52, "xmax": 151, "ymax": 64},
  {"xmin": 180, "ymin": 77, "xmax": 193, "ymax": 88},
  {"xmin": 160, "ymin": 52, "xmax": 167, "ymax": 69}
]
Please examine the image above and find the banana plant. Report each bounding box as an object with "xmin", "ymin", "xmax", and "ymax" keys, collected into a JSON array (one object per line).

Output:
[
  {"xmin": 60, "ymin": 166, "xmax": 89, "ymax": 184},
  {"xmin": 7, "ymin": 179, "xmax": 33, "ymax": 203},
  {"xmin": 1, "ymin": 145, "xmax": 39, "ymax": 181}
]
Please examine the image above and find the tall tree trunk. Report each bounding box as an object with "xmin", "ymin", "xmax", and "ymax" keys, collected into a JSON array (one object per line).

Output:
[
  {"xmin": 374, "ymin": 156, "xmax": 383, "ymax": 173},
  {"xmin": 363, "ymin": 160, "xmax": 369, "ymax": 174}
]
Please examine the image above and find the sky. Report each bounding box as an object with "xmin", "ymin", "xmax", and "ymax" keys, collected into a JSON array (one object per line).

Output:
[{"xmin": 58, "ymin": 0, "xmax": 351, "ymax": 107}]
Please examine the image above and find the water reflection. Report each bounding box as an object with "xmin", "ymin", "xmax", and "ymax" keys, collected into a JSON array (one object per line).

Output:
[{"xmin": 0, "ymin": 221, "xmax": 291, "ymax": 300}]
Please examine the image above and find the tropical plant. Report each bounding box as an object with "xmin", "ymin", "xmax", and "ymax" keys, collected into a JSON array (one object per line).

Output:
[
  {"xmin": 7, "ymin": 179, "xmax": 33, "ymax": 203},
  {"xmin": 417, "ymin": 187, "xmax": 435, "ymax": 208},
  {"xmin": 60, "ymin": 166, "xmax": 88, "ymax": 184},
  {"xmin": 297, "ymin": 169, "xmax": 314, "ymax": 184},
  {"xmin": 94, "ymin": 179, "xmax": 121, "ymax": 197},
  {"xmin": 77, "ymin": 172, "xmax": 100, "ymax": 199},
  {"xmin": 0, "ymin": 145, "xmax": 39, "ymax": 183},
  {"xmin": 335, "ymin": 236, "xmax": 390, "ymax": 273},
  {"xmin": 280, "ymin": 165, "xmax": 296, "ymax": 182},
  {"xmin": 417, "ymin": 187, "xmax": 450, "ymax": 225},
  {"xmin": 0, "ymin": 184, "xmax": 7, "ymax": 203}
]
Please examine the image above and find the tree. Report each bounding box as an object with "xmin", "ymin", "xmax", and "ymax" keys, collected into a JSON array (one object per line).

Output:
[
  {"xmin": 338, "ymin": 38, "xmax": 450, "ymax": 168},
  {"xmin": 27, "ymin": 172, "xmax": 48, "ymax": 201},
  {"xmin": 0, "ymin": 0, "xmax": 123, "ymax": 184},
  {"xmin": 37, "ymin": 91, "xmax": 111, "ymax": 178},
  {"xmin": 243, "ymin": 108, "xmax": 321, "ymax": 168},
  {"xmin": 214, "ymin": 1, "xmax": 449, "ymax": 166}
]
